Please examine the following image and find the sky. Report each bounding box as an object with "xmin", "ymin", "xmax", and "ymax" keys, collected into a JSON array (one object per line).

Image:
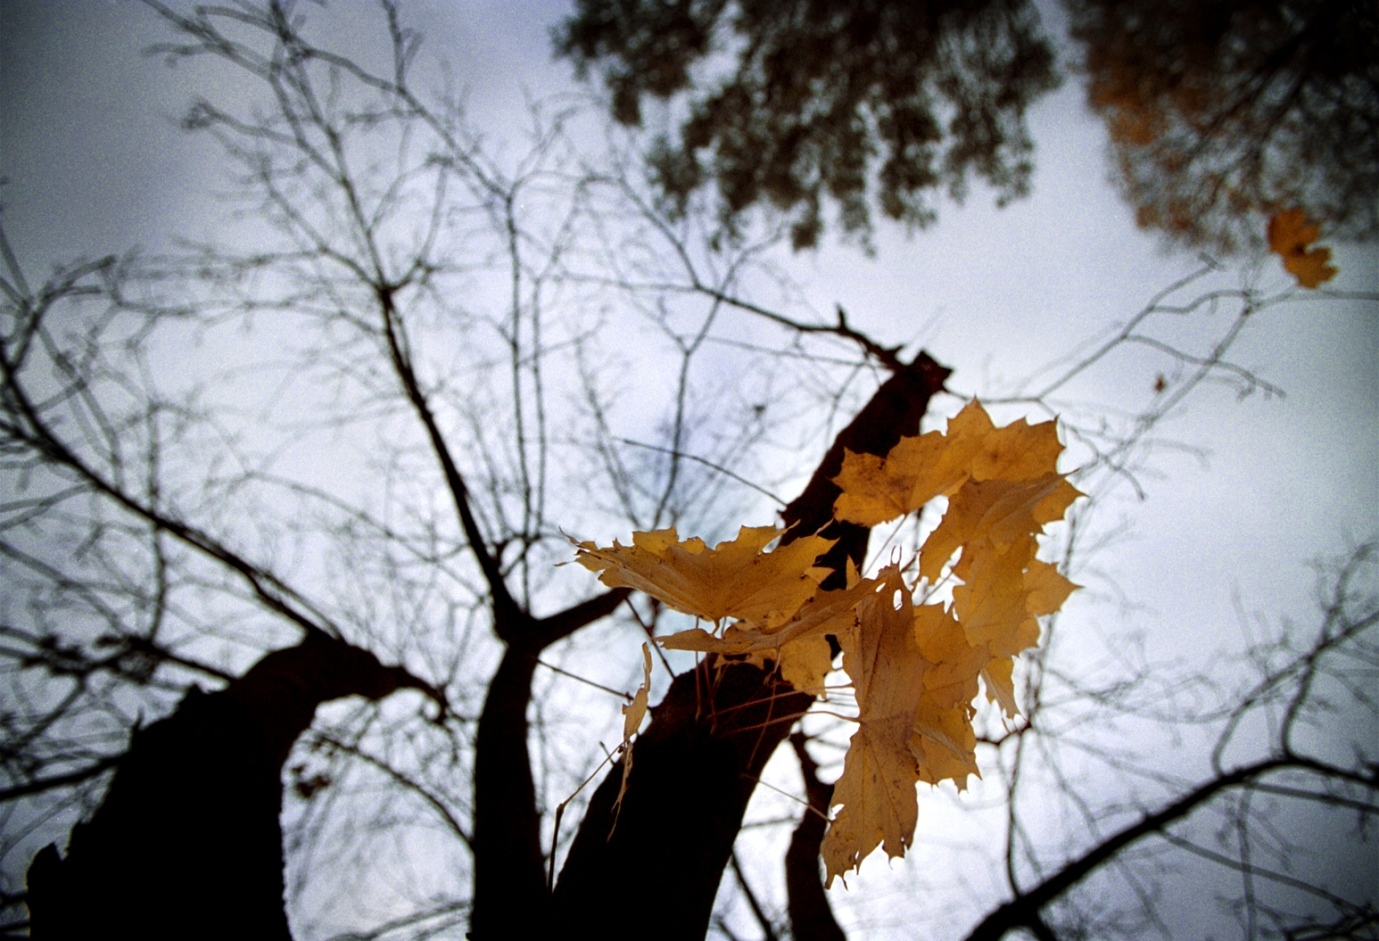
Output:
[
  {"xmin": 1, "ymin": 1, "xmax": 1376, "ymax": 938},
  {"xmin": 4, "ymin": 3, "xmax": 1372, "ymax": 635}
]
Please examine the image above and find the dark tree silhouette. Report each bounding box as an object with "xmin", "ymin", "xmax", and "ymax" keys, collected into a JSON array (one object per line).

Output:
[
  {"xmin": 1065, "ymin": 0, "xmax": 1379, "ymax": 252},
  {"xmin": 25, "ymin": 631, "xmax": 443, "ymax": 941},
  {"xmin": 785, "ymin": 733, "xmax": 845, "ymax": 941},
  {"xmin": 556, "ymin": 0, "xmax": 1060, "ymax": 248},
  {"xmin": 547, "ymin": 353, "xmax": 949, "ymax": 938}
]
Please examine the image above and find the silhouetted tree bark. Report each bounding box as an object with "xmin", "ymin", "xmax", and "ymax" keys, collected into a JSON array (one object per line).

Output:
[
  {"xmin": 785, "ymin": 733, "xmax": 846, "ymax": 941},
  {"xmin": 468, "ymin": 590, "xmax": 630, "ymax": 937},
  {"xmin": 545, "ymin": 352, "xmax": 949, "ymax": 939},
  {"xmin": 25, "ymin": 630, "xmax": 442, "ymax": 941}
]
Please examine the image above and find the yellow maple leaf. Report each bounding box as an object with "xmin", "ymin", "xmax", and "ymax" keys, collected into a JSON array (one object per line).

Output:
[
  {"xmin": 658, "ymin": 569, "xmax": 876, "ymax": 682},
  {"xmin": 1268, "ymin": 208, "xmax": 1337, "ymax": 289},
  {"xmin": 945, "ymin": 543, "xmax": 1078, "ymax": 716},
  {"xmin": 945, "ymin": 535, "xmax": 1078, "ymax": 716},
  {"xmin": 833, "ymin": 401, "xmax": 1068, "ymax": 528},
  {"xmin": 832, "ymin": 401, "xmax": 991, "ymax": 526},
  {"xmin": 913, "ymin": 603, "xmax": 985, "ymax": 709},
  {"xmin": 823, "ymin": 567, "xmax": 925, "ymax": 885},
  {"xmin": 951, "ymin": 535, "xmax": 1040, "ymax": 655},
  {"xmin": 980, "ymin": 657, "xmax": 1020, "ymax": 718},
  {"xmin": 978, "ymin": 557, "xmax": 1078, "ymax": 717},
  {"xmin": 828, "ymin": 451, "xmax": 913, "ymax": 527},
  {"xmin": 919, "ymin": 475, "xmax": 1081, "ymax": 583},
  {"xmin": 612, "ymin": 643, "xmax": 654, "ymax": 830},
  {"xmin": 970, "ymin": 416, "xmax": 1065, "ymax": 483},
  {"xmin": 776, "ymin": 632, "xmax": 836, "ymax": 694},
  {"xmin": 1023, "ymin": 559, "xmax": 1079, "ymax": 617},
  {"xmin": 824, "ymin": 712, "xmax": 922, "ymax": 886},
  {"xmin": 910, "ymin": 699, "xmax": 979, "ymax": 785},
  {"xmin": 911, "ymin": 603, "xmax": 983, "ymax": 785},
  {"xmin": 573, "ymin": 525, "xmax": 834, "ymax": 626}
]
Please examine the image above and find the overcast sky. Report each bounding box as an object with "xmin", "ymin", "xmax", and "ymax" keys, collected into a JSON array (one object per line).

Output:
[
  {"xmin": 2, "ymin": 1, "xmax": 1376, "ymax": 936},
  {"xmin": 3, "ymin": 6, "xmax": 1372, "ymax": 641}
]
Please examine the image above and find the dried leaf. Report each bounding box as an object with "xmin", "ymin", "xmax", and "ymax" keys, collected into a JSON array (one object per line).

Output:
[
  {"xmin": 1268, "ymin": 208, "xmax": 1337, "ymax": 288},
  {"xmin": 951, "ymin": 535, "xmax": 1041, "ymax": 655},
  {"xmin": 575, "ymin": 400, "xmax": 1084, "ymax": 887},
  {"xmin": 622, "ymin": 643, "xmax": 653, "ymax": 742},
  {"xmin": 911, "ymin": 603, "xmax": 982, "ymax": 785},
  {"xmin": 919, "ymin": 475, "xmax": 1081, "ymax": 582},
  {"xmin": 913, "ymin": 603, "xmax": 985, "ymax": 709},
  {"xmin": 777, "ymin": 632, "xmax": 836, "ymax": 694},
  {"xmin": 833, "ymin": 400, "xmax": 1067, "ymax": 527},
  {"xmin": 909, "ymin": 701, "xmax": 979, "ymax": 785},
  {"xmin": 612, "ymin": 643, "xmax": 654, "ymax": 832},
  {"xmin": 980, "ymin": 657, "xmax": 1019, "ymax": 717},
  {"xmin": 573, "ymin": 525, "xmax": 834, "ymax": 626},
  {"xmin": 823, "ymin": 567, "xmax": 924, "ymax": 885},
  {"xmin": 1024, "ymin": 559, "xmax": 1079, "ymax": 617},
  {"xmin": 832, "ymin": 401, "xmax": 988, "ymax": 526}
]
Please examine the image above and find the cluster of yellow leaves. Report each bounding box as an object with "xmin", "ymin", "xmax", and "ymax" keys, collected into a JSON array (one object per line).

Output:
[
  {"xmin": 1268, "ymin": 208, "xmax": 1337, "ymax": 289},
  {"xmin": 572, "ymin": 401, "xmax": 1081, "ymax": 886}
]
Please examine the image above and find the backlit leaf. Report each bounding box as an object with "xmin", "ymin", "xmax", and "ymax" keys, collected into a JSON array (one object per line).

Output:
[
  {"xmin": 1268, "ymin": 208, "xmax": 1338, "ymax": 288},
  {"xmin": 573, "ymin": 399, "xmax": 1084, "ymax": 888},
  {"xmin": 613, "ymin": 643, "xmax": 654, "ymax": 830},
  {"xmin": 833, "ymin": 400, "xmax": 1069, "ymax": 528},
  {"xmin": 823, "ymin": 567, "xmax": 924, "ymax": 885},
  {"xmin": 573, "ymin": 525, "xmax": 834, "ymax": 626}
]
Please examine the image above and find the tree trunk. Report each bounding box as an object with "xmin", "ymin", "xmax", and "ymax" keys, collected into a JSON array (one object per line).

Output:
[
  {"xmin": 551, "ymin": 352, "xmax": 950, "ymax": 937},
  {"xmin": 786, "ymin": 732, "xmax": 846, "ymax": 941},
  {"xmin": 25, "ymin": 353, "xmax": 949, "ymax": 941},
  {"xmin": 25, "ymin": 631, "xmax": 437, "ymax": 941}
]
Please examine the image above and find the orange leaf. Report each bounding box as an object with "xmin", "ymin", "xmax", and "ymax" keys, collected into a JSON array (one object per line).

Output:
[
  {"xmin": 1024, "ymin": 559, "xmax": 1079, "ymax": 617},
  {"xmin": 980, "ymin": 657, "xmax": 1019, "ymax": 718},
  {"xmin": 919, "ymin": 475, "xmax": 1081, "ymax": 582},
  {"xmin": 833, "ymin": 401, "xmax": 1068, "ymax": 527},
  {"xmin": 913, "ymin": 603, "xmax": 985, "ymax": 709},
  {"xmin": 1268, "ymin": 209, "xmax": 1337, "ymax": 288},
  {"xmin": 911, "ymin": 603, "xmax": 982, "ymax": 785},
  {"xmin": 573, "ymin": 525, "xmax": 833, "ymax": 626},
  {"xmin": 776, "ymin": 632, "xmax": 837, "ymax": 694},
  {"xmin": 832, "ymin": 400, "xmax": 991, "ymax": 525},
  {"xmin": 823, "ymin": 567, "xmax": 924, "ymax": 885},
  {"xmin": 951, "ymin": 536, "xmax": 1041, "ymax": 656},
  {"xmin": 910, "ymin": 700, "xmax": 979, "ymax": 785},
  {"xmin": 612, "ymin": 643, "xmax": 654, "ymax": 830}
]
